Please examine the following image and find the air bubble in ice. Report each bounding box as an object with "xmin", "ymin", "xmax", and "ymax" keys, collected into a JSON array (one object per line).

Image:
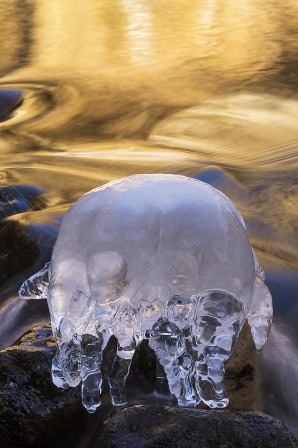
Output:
[{"xmin": 19, "ymin": 174, "xmax": 273, "ymax": 412}]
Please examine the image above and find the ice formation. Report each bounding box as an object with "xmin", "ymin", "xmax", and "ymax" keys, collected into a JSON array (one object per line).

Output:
[{"xmin": 19, "ymin": 174, "xmax": 273, "ymax": 413}]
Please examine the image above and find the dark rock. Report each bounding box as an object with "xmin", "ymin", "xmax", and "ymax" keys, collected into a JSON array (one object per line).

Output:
[
  {"xmin": 0, "ymin": 322, "xmax": 282, "ymax": 447},
  {"xmin": 224, "ymin": 320, "xmax": 261, "ymax": 410},
  {"xmin": 0, "ymin": 325, "xmax": 126, "ymax": 448},
  {"xmin": 0, "ymin": 220, "xmax": 40, "ymax": 286},
  {"xmin": 95, "ymin": 404, "xmax": 298, "ymax": 448},
  {"xmin": 0, "ymin": 324, "xmax": 82, "ymax": 448}
]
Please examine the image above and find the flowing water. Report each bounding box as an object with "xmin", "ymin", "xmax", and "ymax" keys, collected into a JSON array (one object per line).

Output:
[{"xmin": 0, "ymin": 0, "xmax": 297, "ymax": 438}]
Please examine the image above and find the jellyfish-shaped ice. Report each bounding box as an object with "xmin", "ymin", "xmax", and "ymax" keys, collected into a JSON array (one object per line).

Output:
[{"xmin": 19, "ymin": 174, "xmax": 272, "ymax": 412}]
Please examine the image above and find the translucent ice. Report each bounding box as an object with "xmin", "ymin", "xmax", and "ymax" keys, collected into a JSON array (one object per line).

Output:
[{"xmin": 19, "ymin": 174, "xmax": 272, "ymax": 412}]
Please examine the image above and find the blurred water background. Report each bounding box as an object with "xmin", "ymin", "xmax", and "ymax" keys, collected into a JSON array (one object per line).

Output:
[{"xmin": 0, "ymin": 0, "xmax": 297, "ymax": 437}]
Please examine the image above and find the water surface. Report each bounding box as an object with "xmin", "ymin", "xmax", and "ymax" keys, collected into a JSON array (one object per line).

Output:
[{"xmin": 0, "ymin": 0, "xmax": 297, "ymax": 438}]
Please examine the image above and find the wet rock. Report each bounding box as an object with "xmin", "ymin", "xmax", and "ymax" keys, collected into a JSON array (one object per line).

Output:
[
  {"xmin": 0, "ymin": 321, "xmax": 266, "ymax": 447},
  {"xmin": 0, "ymin": 325, "xmax": 126, "ymax": 448},
  {"xmin": 95, "ymin": 404, "xmax": 298, "ymax": 448},
  {"xmin": 0, "ymin": 324, "xmax": 82, "ymax": 448},
  {"xmin": 0, "ymin": 220, "xmax": 40, "ymax": 286},
  {"xmin": 225, "ymin": 320, "xmax": 261, "ymax": 410}
]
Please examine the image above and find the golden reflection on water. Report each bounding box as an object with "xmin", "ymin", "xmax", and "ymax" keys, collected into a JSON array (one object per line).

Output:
[
  {"xmin": 10, "ymin": 0, "xmax": 295, "ymax": 74},
  {"xmin": 0, "ymin": 3, "xmax": 298, "ymax": 437},
  {"xmin": 0, "ymin": 0, "xmax": 297, "ymax": 267}
]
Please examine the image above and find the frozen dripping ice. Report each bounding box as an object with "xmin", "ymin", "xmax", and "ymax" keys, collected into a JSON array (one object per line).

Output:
[{"xmin": 19, "ymin": 174, "xmax": 272, "ymax": 412}]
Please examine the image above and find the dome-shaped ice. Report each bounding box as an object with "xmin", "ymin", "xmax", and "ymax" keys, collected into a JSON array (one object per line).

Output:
[{"xmin": 20, "ymin": 174, "xmax": 272, "ymax": 412}]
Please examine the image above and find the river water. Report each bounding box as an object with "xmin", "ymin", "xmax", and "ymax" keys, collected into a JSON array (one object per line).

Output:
[{"xmin": 0, "ymin": 0, "xmax": 297, "ymax": 438}]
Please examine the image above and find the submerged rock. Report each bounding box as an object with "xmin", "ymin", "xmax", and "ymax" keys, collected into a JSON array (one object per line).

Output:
[
  {"xmin": 95, "ymin": 404, "xmax": 298, "ymax": 448},
  {"xmin": 0, "ymin": 89, "xmax": 22, "ymax": 120},
  {"xmin": 0, "ymin": 185, "xmax": 46, "ymax": 220}
]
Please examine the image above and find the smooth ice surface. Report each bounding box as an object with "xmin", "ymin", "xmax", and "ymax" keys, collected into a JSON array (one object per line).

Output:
[{"xmin": 19, "ymin": 174, "xmax": 273, "ymax": 412}]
